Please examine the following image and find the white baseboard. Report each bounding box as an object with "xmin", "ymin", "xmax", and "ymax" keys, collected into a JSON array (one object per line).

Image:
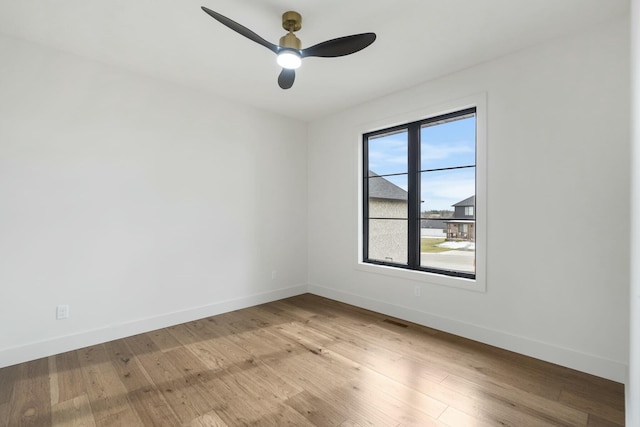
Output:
[
  {"xmin": 308, "ymin": 283, "xmax": 627, "ymax": 383},
  {"xmin": 3, "ymin": 282, "xmax": 627, "ymax": 384},
  {"xmin": 0, "ymin": 284, "xmax": 307, "ymax": 369}
]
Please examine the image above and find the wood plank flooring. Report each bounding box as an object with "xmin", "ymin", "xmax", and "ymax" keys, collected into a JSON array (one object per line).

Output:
[{"xmin": 0, "ymin": 294, "xmax": 625, "ymax": 426}]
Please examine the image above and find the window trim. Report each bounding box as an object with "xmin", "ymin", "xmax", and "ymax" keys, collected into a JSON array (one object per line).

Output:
[{"xmin": 356, "ymin": 93, "xmax": 487, "ymax": 292}]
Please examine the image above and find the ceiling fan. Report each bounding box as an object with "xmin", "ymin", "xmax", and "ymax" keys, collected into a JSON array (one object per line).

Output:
[{"xmin": 201, "ymin": 6, "xmax": 376, "ymax": 90}]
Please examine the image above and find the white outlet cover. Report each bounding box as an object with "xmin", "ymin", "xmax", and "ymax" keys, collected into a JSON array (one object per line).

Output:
[{"xmin": 56, "ymin": 305, "xmax": 69, "ymax": 319}]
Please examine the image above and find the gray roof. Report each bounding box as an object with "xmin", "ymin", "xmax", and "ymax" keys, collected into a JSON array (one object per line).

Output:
[
  {"xmin": 368, "ymin": 171, "xmax": 408, "ymax": 201},
  {"xmin": 421, "ymin": 219, "xmax": 446, "ymax": 229},
  {"xmin": 453, "ymin": 195, "xmax": 475, "ymax": 207}
]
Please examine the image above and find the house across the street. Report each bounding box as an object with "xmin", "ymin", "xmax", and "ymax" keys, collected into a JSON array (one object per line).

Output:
[{"xmin": 445, "ymin": 196, "xmax": 475, "ymax": 241}]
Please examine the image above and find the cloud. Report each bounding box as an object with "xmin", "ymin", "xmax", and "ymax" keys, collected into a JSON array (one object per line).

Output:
[
  {"xmin": 368, "ymin": 139, "xmax": 408, "ymax": 172},
  {"xmin": 421, "ymin": 141, "xmax": 474, "ymax": 163},
  {"xmin": 420, "ymin": 169, "xmax": 475, "ymax": 210}
]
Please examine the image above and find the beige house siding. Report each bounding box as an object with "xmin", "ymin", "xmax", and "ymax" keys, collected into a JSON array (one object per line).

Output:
[
  {"xmin": 368, "ymin": 198, "xmax": 406, "ymax": 218},
  {"xmin": 367, "ymin": 198, "xmax": 408, "ymax": 264}
]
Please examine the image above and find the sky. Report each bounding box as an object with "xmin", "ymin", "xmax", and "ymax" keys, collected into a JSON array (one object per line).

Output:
[{"xmin": 367, "ymin": 115, "xmax": 475, "ymax": 211}]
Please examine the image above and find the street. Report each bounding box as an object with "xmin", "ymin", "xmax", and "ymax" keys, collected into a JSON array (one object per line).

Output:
[{"xmin": 421, "ymin": 250, "xmax": 475, "ymax": 273}]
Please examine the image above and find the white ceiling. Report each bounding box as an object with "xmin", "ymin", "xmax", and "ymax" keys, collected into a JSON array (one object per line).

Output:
[{"xmin": 0, "ymin": 0, "xmax": 629, "ymax": 122}]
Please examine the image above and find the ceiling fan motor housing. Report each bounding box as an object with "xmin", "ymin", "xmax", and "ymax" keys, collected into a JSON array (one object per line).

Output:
[
  {"xmin": 279, "ymin": 11, "xmax": 302, "ymax": 50},
  {"xmin": 279, "ymin": 32, "xmax": 301, "ymax": 50}
]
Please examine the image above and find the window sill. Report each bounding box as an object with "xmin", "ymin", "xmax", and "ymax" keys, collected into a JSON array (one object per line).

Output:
[{"xmin": 355, "ymin": 261, "xmax": 486, "ymax": 292}]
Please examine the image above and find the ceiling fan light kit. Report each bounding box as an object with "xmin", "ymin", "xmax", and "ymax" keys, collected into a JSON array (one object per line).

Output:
[
  {"xmin": 201, "ymin": 6, "xmax": 376, "ymax": 89},
  {"xmin": 277, "ymin": 51, "xmax": 302, "ymax": 70}
]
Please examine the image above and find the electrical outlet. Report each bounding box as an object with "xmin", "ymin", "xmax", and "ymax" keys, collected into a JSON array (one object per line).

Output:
[
  {"xmin": 414, "ymin": 286, "xmax": 421, "ymax": 297},
  {"xmin": 271, "ymin": 270, "xmax": 277, "ymax": 280},
  {"xmin": 56, "ymin": 305, "xmax": 69, "ymax": 320}
]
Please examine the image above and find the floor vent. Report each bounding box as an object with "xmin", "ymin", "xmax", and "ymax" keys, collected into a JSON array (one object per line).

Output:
[{"xmin": 383, "ymin": 319, "xmax": 408, "ymax": 328}]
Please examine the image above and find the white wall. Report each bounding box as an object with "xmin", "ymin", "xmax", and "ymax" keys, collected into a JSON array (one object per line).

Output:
[
  {"xmin": 0, "ymin": 34, "xmax": 308, "ymax": 368},
  {"xmin": 628, "ymin": 0, "xmax": 639, "ymax": 424},
  {"xmin": 308, "ymin": 16, "xmax": 630, "ymax": 382}
]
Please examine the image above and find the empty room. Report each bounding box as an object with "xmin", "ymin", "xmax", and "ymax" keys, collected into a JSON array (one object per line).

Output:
[{"xmin": 1, "ymin": 0, "xmax": 639, "ymax": 425}]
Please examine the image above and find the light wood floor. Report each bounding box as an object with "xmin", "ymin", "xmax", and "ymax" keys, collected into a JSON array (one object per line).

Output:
[{"xmin": 0, "ymin": 294, "xmax": 625, "ymax": 426}]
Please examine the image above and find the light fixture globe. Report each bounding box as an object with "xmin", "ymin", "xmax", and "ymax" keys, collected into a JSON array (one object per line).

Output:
[{"xmin": 277, "ymin": 50, "xmax": 302, "ymax": 69}]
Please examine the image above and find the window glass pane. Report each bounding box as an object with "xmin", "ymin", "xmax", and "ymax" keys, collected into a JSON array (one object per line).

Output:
[
  {"xmin": 420, "ymin": 168, "xmax": 475, "ymax": 274},
  {"xmin": 368, "ymin": 129, "xmax": 408, "ymax": 175},
  {"xmin": 421, "ymin": 115, "xmax": 475, "ymax": 171},
  {"xmin": 368, "ymin": 219, "xmax": 408, "ymax": 265},
  {"xmin": 367, "ymin": 173, "xmax": 408, "ymax": 219}
]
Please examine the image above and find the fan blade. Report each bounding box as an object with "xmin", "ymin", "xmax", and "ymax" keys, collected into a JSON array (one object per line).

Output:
[
  {"xmin": 278, "ymin": 68, "xmax": 295, "ymax": 89},
  {"xmin": 301, "ymin": 33, "xmax": 376, "ymax": 58},
  {"xmin": 201, "ymin": 7, "xmax": 279, "ymax": 54}
]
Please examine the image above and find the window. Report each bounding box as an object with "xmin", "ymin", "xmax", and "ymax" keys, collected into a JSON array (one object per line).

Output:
[{"xmin": 363, "ymin": 108, "xmax": 476, "ymax": 279}]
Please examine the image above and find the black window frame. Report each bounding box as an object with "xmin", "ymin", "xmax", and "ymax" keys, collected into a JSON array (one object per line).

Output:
[{"xmin": 362, "ymin": 107, "xmax": 477, "ymax": 280}]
